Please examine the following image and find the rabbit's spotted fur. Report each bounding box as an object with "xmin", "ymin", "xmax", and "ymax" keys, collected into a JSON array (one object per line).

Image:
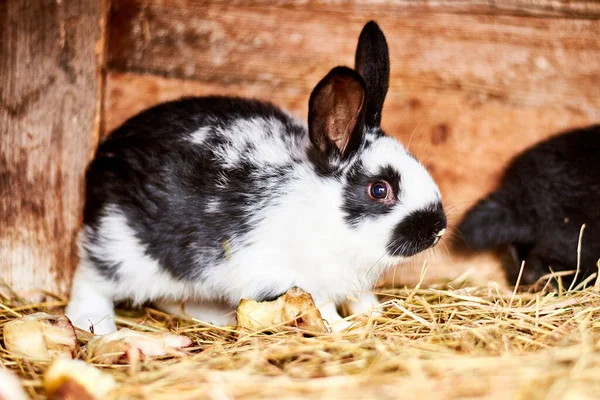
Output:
[{"xmin": 66, "ymin": 22, "xmax": 446, "ymax": 334}]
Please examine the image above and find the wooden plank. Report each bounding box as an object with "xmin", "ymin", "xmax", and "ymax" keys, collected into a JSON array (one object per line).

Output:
[
  {"xmin": 104, "ymin": 72, "xmax": 309, "ymax": 136},
  {"xmin": 112, "ymin": 0, "xmax": 600, "ymax": 19},
  {"xmin": 107, "ymin": 0, "xmax": 600, "ymax": 103},
  {"xmin": 0, "ymin": 0, "xmax": 106, "ymax": 297}
]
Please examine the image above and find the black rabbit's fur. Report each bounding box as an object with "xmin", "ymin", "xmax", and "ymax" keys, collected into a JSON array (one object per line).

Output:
[{"xmin": 458, "ymin": 125, "xmax": 600, "ymax": 287}]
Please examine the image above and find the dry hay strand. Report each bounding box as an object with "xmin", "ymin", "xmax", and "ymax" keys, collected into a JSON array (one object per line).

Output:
[{"xmin": 3, "ymin": 276, "xmax": 600, "ymax": 400}]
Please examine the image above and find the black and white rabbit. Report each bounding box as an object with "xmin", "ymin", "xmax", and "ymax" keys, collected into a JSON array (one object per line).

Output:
[
  {"xmin": 457, "ymin": 125, "xmax": 600, "ymax": 287},
  {"xmin": 65, "ymin": 21, "xmax": 447, "ymax": 334}
]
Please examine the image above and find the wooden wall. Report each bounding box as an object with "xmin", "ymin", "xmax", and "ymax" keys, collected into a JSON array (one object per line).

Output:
[
  {"xmin": 0, "ymin": 0, "xmax": 106, "ymax": 298},
  {"xmin": 1, "ymin": 0, "xmax": 599, "ymax": 297}
]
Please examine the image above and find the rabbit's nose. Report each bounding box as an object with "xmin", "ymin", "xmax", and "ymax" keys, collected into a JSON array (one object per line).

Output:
[{"xmin": 386, "ymin": 202, "xmax": 447, "ymax": 257}]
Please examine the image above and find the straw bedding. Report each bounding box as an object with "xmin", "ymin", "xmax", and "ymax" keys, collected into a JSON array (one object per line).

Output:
[{"xmin": 2, "ymin": 272, "xmax": 600, "ymax": 400}]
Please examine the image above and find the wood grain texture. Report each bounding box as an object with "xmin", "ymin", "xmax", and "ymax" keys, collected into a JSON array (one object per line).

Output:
[
  {"xmin": 109, "ymin": 0, "xmax": 600, "ymax": 20},
  {"xmin": 108, "ymin": 0, "xmax": 600, "ymax": 90},
  {"xmin": 0, "ymin": 0, "xmax": 105, "ymax": 297},
  {"xmin": 104, "ymin": 1, "xmax": 600, "ymax": 286}
]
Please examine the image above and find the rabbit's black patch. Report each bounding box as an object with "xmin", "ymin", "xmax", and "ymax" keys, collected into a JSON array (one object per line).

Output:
[
  {"xmin": 387, "ymin": 202, "xmax": 446, "ymax": 257},
  {"xmin": 83, "ymin": 97, "xmax": 302, "ymax": 281},
  {"xmin": 342, "ymin": 162, "xmax": 402, "ymax": 226}
]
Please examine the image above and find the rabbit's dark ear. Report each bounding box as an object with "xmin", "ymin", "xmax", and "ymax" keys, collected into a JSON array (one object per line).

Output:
[
  {"xmin": 355, "ymin": 21, "xmax": 390, "ymax": 128},
  {"xmin": 457, "ymin": 197, "xmax": 533, "ymax": 250},
  {"xmin": 308, "ymin": 66, "xmax": 366, "ymax": 159}
]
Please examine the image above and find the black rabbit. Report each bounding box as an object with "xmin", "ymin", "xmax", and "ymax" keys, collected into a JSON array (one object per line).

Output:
[{"xmin": 458, "ymin": 125, "xmax": 600, "ymax": 287}]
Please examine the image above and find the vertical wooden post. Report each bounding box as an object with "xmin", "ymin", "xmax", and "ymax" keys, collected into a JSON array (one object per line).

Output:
[{"xmin": 0, "ymin": 0, "xmax": 106, "ymax": 297}]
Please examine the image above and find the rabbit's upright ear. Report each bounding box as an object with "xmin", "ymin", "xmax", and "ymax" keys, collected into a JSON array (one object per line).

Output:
[
  {"xmin": 308, "ymin": 66, "xmax": 366, "ymax": 159},
  {"xmin": 355, "ymin": 21, "xmax": 390, "ymax": 128}
]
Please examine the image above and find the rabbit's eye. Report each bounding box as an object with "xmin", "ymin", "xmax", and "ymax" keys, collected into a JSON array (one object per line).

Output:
[{"xmin": 368, "ymin": 181, "xmax": 392, "ymax": 201}]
